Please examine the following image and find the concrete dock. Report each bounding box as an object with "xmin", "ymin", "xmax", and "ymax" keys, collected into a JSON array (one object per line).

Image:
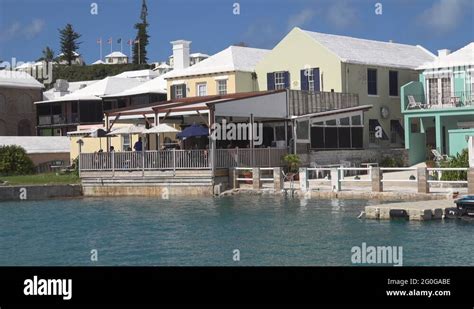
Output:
[{"xmin": 365, "ymin": 199, "xmax": 455, "ymax": 221}]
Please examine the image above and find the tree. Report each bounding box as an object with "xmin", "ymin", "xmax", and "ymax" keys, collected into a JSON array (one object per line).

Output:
[
  {"xmin": 58, "ymin": 24, "xmax": 81, "ymax": 66},
  {"xmin": 38, "ymin": 46, "xmax": 55, "ymax": 62},
  {"xmin": 0, "ymin": 145, "xmax": 35, "ymax": 176},
  {"xmin": 132, "ymin": 0, "xmax": 149, "ymax": 64}
]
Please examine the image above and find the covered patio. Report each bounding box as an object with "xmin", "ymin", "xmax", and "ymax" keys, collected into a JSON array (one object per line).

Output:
[{"xmin": 79, "ymin": 91, "xmax": 291, "ymax": 173}]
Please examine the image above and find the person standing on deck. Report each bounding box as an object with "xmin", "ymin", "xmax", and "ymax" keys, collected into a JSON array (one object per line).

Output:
[{"xmin": 134, "ymin": 137, "xmax": 143, "ymax": 151}]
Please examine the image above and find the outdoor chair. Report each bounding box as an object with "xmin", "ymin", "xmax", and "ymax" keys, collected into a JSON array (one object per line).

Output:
[
  {"xmin": 431, "ymin": 149, "xmax": 449, "ymax": 163},
  {"xmin": 407, "ymin": 96, "xmax": 425, "ymax": 109}
]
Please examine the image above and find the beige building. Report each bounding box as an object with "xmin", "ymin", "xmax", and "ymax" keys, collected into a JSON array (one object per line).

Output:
[
  {"xmin": 255, "ymin": 27, "xmax": 436, "ymax": 149},
  {"xmin": 165, "ymin": 41, "xmax": 269, "ymax": 99},
  {"xmin": 0, "ymin": 70, "xmax": 43, "ymax": 136}
]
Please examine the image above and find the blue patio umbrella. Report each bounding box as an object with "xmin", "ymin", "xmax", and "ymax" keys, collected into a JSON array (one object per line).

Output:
[{"xmin": 176, "ymin": 124, "xmax": 209, "ymax": 139}]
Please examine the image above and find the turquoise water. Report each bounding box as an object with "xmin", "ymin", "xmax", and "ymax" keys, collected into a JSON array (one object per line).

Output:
[{"xmin": 0, "ymin": 196, "xmax": 472, "ymax": 266}]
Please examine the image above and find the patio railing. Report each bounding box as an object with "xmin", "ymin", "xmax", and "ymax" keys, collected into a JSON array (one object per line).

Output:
[
  {"xmin": 79, "ymin": 148, "xmax": 288, "ymax": 172},
  {"xmin": 404, "ymin": 92, "xmax": 474, "ymax": 111}
]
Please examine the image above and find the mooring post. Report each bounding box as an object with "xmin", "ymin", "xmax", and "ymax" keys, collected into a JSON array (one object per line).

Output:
[
  {"xmin": 417, "ymin": 167, "xmax": 429, "ymax": 194},
  {"xmin": 273, "ymin": 167, "xmax": 283, "ymax": 190},
  {"xmin": 252, "ymin": 168, "xmax": 261, "ymax": 189},
  {"xmin": 468, "ymin": 167, "xmax": 474, "ymax": 195},
  {"xmin": 229, "ymin": 168, "xmax": 239, "ymax": 189},
  {"xmin": 331, "ymin": 168, "xmax": 340, "ymax": 192},
  {"xmin": 299, "ymin": 167, "xmax": 308, "ymax": 192},
  {"xmin": 371, "ymin": 167, "xmax": 383, "ymax": 192}
]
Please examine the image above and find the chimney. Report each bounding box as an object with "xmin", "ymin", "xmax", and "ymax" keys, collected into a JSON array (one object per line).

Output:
[
  {"xmin": 437, "ymin": 49, "xmax": 451, "ymax": 57},
  {"xmin": 53, "ymin": 79, "xmax": 69, "ymax": 97},
  {"xmin": 170, "ymin": 40, "xmax": 191, "ymax": 70}
]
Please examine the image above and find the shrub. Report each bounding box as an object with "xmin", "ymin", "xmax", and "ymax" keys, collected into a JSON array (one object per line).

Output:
[
  {"xmin": 379, "ymin": 156, "xmax": 404, "ymax": 168},
  {"xmin": 440, "ymin": 149, "xmax": 469, "ymax": 181},
  {"xmin": 0, "ymin": 145, "xmax": 35, "ymax": 176},
  {"xmin": 283, "ymin": 154, "xmax": 301, "ymax": 173}
]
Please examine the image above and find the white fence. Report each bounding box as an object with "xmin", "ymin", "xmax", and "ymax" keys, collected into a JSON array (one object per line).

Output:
[{"xmin": 79, "ymin": 148, "xmax": 287, "ymax": 172}]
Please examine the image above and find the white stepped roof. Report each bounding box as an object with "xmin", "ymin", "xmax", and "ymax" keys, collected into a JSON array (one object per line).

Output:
[
  {"xmin": 418, "ymin": 42, "xmax": 474, "ymax": 69},
  {"xmin": 36, "ymin": 77, "xmax": 144, "ymax": 103},
  {"xmin": 114, "ymin": 69, "xmax": 158, "ymax": 79},
  {"xmin": 103, "ymin": 72, "xmax": 170, "ymax": 98},
  {"xmin": 0, "ymin": 70, "xmax": 44, "ymax": 89},
  {"xmin": 105, "ymin": 51, "xmax": 128, "ymax": 58},
  {"xmin": 190, "ymin": 52, "xmax": 209, "ymax": 58},
  {"xmin": 165, "ymin": 46, "xmax": 270, "ymax": 78},
  {"xmin": 300, "ymin": 28, "xmax": 435, "ymax": 69},
  {"xmin": 0, "ymin": 136, "xmax": 70, "ymax": 153},
  {"xmin": 42, "ymin": 80, "xmax": 99, "ymax": 101}
]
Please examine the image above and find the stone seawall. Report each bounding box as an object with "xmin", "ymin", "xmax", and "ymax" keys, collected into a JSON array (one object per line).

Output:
[
  {"xmin": 300, "ymin": 148, "xmax": 409, "ymax": 166},
  {"xmin": 0, "ymin": 184, "xmax": 83, "ymax": 202}
]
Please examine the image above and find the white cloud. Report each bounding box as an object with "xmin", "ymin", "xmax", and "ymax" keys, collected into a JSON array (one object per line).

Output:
[
  {"xmin": 287, "ymin": 9, "xmax": 316, "ymax": 30},
  {"xmin": 420, "ymin": 0, "xmax": 470, "ymax": 33},
  {"xmin": 326, "ymin": 1, "xmax": 358, "ymax": 29},
  {"xmin": 0, "ymin": 19, "xmax": 45, "ymax": 41},
  {"xmin": 24, "ymin": 19, "xmax": 45, "ymax": 39}
]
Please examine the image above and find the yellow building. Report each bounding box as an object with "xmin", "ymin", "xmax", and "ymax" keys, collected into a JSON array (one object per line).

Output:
[
  {"xmin": 165, "ymin": 41, "xmax": 269, "ymax": 99},
  {"xmin": 255, "ymin": 27, "xmax": 436, "ymax": 149}
]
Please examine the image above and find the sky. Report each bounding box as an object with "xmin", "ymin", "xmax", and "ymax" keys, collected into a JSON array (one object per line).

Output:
[{"xmin": 0, "ymin": 0, "xmax": 473, "ymax": 65}]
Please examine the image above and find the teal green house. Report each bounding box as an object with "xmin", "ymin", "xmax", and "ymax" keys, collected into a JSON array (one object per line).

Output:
[{"xmin": 401, "ymin": 43, "xmax": 474, "ymax": 165}]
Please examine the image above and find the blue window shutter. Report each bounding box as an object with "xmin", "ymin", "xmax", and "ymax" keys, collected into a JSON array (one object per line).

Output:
[
  {"xmin": 284, "ymin": 71, "xmax": 290, "ymax": 89},
  {"xmin": 181, "ymin": 84, "xmax": 187, "ymax": 98},
  {"xmin": 300, "ymin": 69, "xmax": 309, "ymax": 91},
  {"xmin": 313, "ymin": 68, "xmax": 320, "ymax": 92},
  {"xmin": 267, "ymin": 73, "xmax": 275, "ymax": 90}
]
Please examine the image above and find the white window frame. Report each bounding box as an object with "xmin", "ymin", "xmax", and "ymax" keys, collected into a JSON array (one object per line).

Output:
[
  {"xmin": 216, "ymin": 79, "xmax": 227, "ymax": 95},
  {"xmin": 122, "ymin": 134, "xmax": 131, "ymax": 151},
  {"xmin": 307, "ymin": 69, "xmax": 315, "ymax": 92},
  {"xmin": 196, "ymin": 83, "xmax": 207, "ymax": 96},
  {"xmin": 175, "ymin": 85, "xmax": 184, "ymax": 99},
  {"xmin": 274, "ymin": 72, "xmax": 286, "ymax": 90}
]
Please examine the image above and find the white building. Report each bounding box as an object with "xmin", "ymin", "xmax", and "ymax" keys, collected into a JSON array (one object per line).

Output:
[
  {"xmin": 167, "ymin": 41, "xmax": 209, "ymax": 69},
  {"xmin": 57, "ymin": 52, "xmax": 85, "ymax": 66},
  {"xmin": 105, "ymin": 51, "xmax": 129, "ymax": 65}
]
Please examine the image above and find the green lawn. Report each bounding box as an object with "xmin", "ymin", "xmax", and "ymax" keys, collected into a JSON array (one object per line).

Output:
[{"xmin": 0, "ymin": 173, "xmax": 80, "ymax": 185}]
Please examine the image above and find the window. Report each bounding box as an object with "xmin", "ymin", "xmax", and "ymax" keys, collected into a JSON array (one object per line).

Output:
[
  {"xmin": 367, "ymin": 69, "xmax": 377, "ymax": 95},
  {"xmin": 122, "ymin": 134, "xmax": 131, "ymax": 151},
  {"xmin": 310, "ymin": 114, "xmax": 364, "ymax": 149},
  {"xmin": 217, "ymin": 80, "xmax": 227, "ymax": 95},
  {"xmin": 305, "ymin": 69, "xmax": 315, "ymax": 92},
  {"xmin": 274, "ymin": 72, "xmax": 286, "ymax": 90},
  {"xmin": 441, "ymin": 78, "xmax": 451, "ymax": 104},
  {"xmin": 173, "ymin": 84, "xmax": 186, "ymax": 99},
  {"xmin": 196, "ymin": 83, "xmax": 207, "ymax": 96},
  {"xmin": 389, "ymin": 71, "xmax": 398, "ymax": 96},
  {"xmin": 267, "ymin": 71, "xmax": 289, "ymax": 90},
  {"xmin": 300, "ymin": 68, "xmax": 320, "ymax": 92},
  {"xmin": 428, "ymin": 78, "xmax": 438, "ymax": 105}
]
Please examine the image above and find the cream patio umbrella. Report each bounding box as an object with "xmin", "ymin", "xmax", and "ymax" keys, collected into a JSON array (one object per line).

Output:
[
  {"xmin": 142, "ymin": 123, "xmax": 180, "ymax": 134},
  {"xmin": 106, "ymin": 124, "xmax": 146, "ymax": 135},
  {"xmin": 143, "ymin": 124, "xmax": 181, "ymax": 150}
]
